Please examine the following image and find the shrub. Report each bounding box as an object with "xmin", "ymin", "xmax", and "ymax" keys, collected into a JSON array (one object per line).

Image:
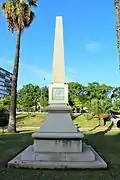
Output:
[
  {"xmin": 0, "ymin": 109, "xmax": 9, "ymax": 134},
  {"xmin": 86, "ymin": 113, "xmax": 93, "ymax": 120}
]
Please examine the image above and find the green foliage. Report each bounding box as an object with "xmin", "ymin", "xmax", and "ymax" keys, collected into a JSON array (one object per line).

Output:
[
  {"xmin": 17, "ymin": 84, "xmax": 41, "ymax": 111},
  {"xmin": 1, "ymin": 0, "xmax": 37, "ymax": 32},
  {"xmin": 85, "ymin": 98, "xmax": 112, "ymax": 117},
  {"xmin": 98, "ymin": 98, "xmax": 112, "ymax": 114},
  {"xmin": 0, "ymin": 96, "xmax": 10, "ymax": 110},
  {"xmin": 0, "ymin": 110, "xmax": 9, "ymax": 130},
  {"xmin": 85, "ymin": 98, "xmax": 99, "ymax": 115},
  {"xmin": 73, "ymin": 97, "xmax": 82, "ymax": 108},
  {"xmin": 17, "ymin": 84, "xmax": 48, "ymax": 111},
  {"xmin": 68, "ymin": 82, "xmax": 113, "ymax": 115},
  {"xmin": 16, "ymin": 81, "xmax": 120, "ymax": 115},
  {"xmin": 68, "ymin": 82, "xmax": 85, "ymax": 108},
  {"xmin": 39, "ymin": 86, "xmax": 48, "ymax": 111},
  {"xmin": 40, "ymin": 96, "xmax": 48, "ymax": 110},
  {"xmin": 85, "ymin": 82, "xmax": 113, "ymax": 101},
  {"xmin": 0, "ymin": 104, "xmax": 6, "ymax": 111}
]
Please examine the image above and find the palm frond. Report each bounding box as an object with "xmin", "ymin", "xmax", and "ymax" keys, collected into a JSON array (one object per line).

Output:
[
  {"xmin": 28, "ymin": 0, "xmax": 37, "ymax": 7},
  {"xmin": 1, "ymin": 0, "xmax": 37, "ymax": 32},
  {"xmin": 25, "ymin": 10, "xmax": 35, "ymax": 27}
]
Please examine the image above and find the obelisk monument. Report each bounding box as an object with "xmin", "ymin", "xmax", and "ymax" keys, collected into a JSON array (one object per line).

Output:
[
  {"xmin": 8, "ymin": 16, "xmax": 107, "ymax": 169},
  {"xmin": 52, "ymin": 16, "xmax": 65, "ymax": 83}
]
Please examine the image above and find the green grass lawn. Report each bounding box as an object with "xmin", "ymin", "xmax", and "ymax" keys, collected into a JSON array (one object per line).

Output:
[
  {"xmin": 16, "ymin": 113, "xmax": 112, "ymax": 128},
  {"xmin": 17, "ymin": 113, "xmax": 45, "ymax": 127},
  {"xmin": 0, "ymin": 129, "xmax": 120, "ymax": 180}
]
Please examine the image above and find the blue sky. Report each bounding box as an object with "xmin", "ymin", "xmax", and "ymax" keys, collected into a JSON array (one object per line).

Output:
[{"xmin": 0, "ymin": 0, "xmax": 120, "ymax": 89}]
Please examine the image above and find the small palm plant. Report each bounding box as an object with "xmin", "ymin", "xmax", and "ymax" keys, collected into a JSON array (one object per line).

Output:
[{"xmin": 1, "ymin": 0, "xmax": 37, "ymax": 132}]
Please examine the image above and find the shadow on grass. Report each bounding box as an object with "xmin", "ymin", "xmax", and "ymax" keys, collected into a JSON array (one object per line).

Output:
[
  {"xmin": 95, "ymin": 122, "xmax": 114, "ymax": 135},
  {"xmin": 0, "ymin": 132, "xmax": 32, "ymax": 167},
  {"xmin": 16, "ymin": 114, "xmax": 29, "ymax": 122},
  {"xmin": 0, "ymin": 131, "xmax": 120, "ymax": 167},
  {"xmin": 88, "ymin": 125, "xmax": 100, "ymax": 132},
  {"xmin": 71, "ymin": 114, "xmax": 81, "ymax": 120},
  {"xmin": 17, "ymin": 130, "xmax": 34, "ymax": 133}
]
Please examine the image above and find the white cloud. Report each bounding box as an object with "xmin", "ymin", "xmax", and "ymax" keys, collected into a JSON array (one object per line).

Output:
[{"xmin": 85, "ymin": 42, "xmax": 100, "ymax": 52}]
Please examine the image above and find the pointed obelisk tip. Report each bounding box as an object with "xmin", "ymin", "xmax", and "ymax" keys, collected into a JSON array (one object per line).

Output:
[
  {"xmin": 56, "ymin": 16, "xmax": 62, "ymax": 19},
  {"xmin": 52, "ymin": 16, "xmax": 65, "ymax": 83}
]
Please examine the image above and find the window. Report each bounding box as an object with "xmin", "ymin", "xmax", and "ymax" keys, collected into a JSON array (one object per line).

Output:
[
  {"xmin": 0, "ymin": 89, "xmax": 4, "ymax": 93},
  {"xmin": 0, "ymin": 69, "xmax": 5, "ymax": 74},
  {"xmin": 0, "ymin": 86, "xmax": 5, "ymax": 90},
  {"xmin": 0, "ymin": 77, "xmax": 5, "ymax": 82},
  {"xmin": 0, "ymin": 89, "xmax": 9, "ymax": 95},
  {"xmin": 0, "ymin": 82, "xmax": 4, "ymax": 86},
  {"xmin": 5, "ymin": 76, "xmax": 10, "ymax": 81}
]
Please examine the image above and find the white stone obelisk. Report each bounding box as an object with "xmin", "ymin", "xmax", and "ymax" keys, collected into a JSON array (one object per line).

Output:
[
  {"xmin": 8, "ymin": 16, "xmax": 107, "ymax": 169},
  {"xmin": 48, "ymin": 16, "xmax": 68, "ymax": 105},
  {"xmin": 52, "ymin": 16, "xmax": 65, "ymax": 83}
]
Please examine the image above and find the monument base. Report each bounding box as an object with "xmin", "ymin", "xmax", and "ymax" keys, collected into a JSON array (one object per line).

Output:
[
  {"xmin": 8, "ymin": 105, "xmax": 107, "ymax": 169},
  {"xmin": 8, "ymin": 143, "xmax": 107, "ymax": 169}
]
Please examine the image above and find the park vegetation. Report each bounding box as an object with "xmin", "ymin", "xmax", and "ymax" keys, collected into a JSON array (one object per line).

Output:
[
  {"xmin": 0, "ymin": 0, "xmax": 120, "ymax": 133},
  {"xmin": 0, "ymin": 82, "xmax": 120, "ymax": 127},
  {"xmin": 1, "ymin": 0, "xmax": 37, "ymax": 132}
]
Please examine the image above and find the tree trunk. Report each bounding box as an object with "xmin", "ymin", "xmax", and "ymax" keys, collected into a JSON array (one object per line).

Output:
[
  {"xmin": 114, "ymin": 0, "xmax": 120, "ymax": 69},
  {"xmin": 8, "ymin": 30, "xmax": 21, "ymax": 132},
  {"xmin": 99, "ymin": 117, "xmax": 104, "ymax": 127}
]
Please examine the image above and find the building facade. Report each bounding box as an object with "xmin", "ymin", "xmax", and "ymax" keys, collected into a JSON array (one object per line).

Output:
[{"xmin": 0, "ymin": 67, "xmax": 12, "ymax": 98}]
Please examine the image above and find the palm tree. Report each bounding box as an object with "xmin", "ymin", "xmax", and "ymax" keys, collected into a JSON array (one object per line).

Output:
[
  {"xmin": 114, "ymin": 0, "xmax": 120, "ymax": 69},
  {"xmin": 1, "ymin": 0, "xmax": 37, "ymax": 132}
]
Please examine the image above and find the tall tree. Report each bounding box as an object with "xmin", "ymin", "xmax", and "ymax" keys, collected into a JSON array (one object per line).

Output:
[
  {"xmin": 114, "ymin": 0, "xmax": 120, "ymax": 69},
  {"xmin": 40, "ymin": 86, "xmax": 48, "ymax": 111},
  {"xmin": 17, "ymin": 84, "xmax": 41, "ymax": 111},
  {"xmin": 111, "ymin": 87, "xmax": 120, "ymax": 112},
  {"xmin": 1, "ymin": 0, "xmax": 37, "ymax": 132},
  {"xmin": 68, "ymin": 82, "xmax": 85, "ymax": 108},
  {"xmin": 85, "ymin": 82, "xmax": 112, "ymax": 101},
  {"xmin": 84, "ymin": 82, "xmax": 113, "ymax": 118}
]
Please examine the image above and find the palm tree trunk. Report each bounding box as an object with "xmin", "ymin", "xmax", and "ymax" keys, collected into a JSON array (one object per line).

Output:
[
  {"xmin": 114, "ymin": 0, "xmax": 120, "ymax": 69},
  {"xmin": 8, "ymin": 30, "xmax": 21, "ymax": 132}
]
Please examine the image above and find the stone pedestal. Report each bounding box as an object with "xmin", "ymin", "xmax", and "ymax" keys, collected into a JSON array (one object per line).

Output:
[{"xmin": 8, "ymin": 104, "xmax": 107, "ymax": 169}]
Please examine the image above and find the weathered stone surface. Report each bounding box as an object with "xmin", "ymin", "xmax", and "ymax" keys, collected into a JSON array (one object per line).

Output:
[
  {"xmin": 38, "ymin": 112, "xmax": 78, "ymax": 133},
  {"xmin": 8, "ymin": 144, "xmax": 107, "ymax": 169},
  {"xmin": 33, "ymin": 139, "xmax": 83, "ymax": 153}
]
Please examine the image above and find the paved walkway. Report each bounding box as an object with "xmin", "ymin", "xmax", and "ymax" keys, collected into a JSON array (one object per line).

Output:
[
  {"xmin": 16, "ymin": 126, "xmax": 119, "ymax": 132},
  {"xmin": 0, "ymin": 126, "xmax": 119, "ymax": 133}
]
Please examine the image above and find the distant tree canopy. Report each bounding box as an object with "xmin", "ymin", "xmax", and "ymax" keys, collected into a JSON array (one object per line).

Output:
[
  {"xmin": 68, "ymin": 82, "xmax": 113, "ymax": 114},
  {"xmin": 17, "ymin": 84, "xmax": 48, "ymax": 111},
  {"xmin": 17, "ymin": 84, "xmax": 41, "ymax": 111},
  {"xmin": 1, "ymin": 81, "xmax": 119, "ymax": 114}
]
